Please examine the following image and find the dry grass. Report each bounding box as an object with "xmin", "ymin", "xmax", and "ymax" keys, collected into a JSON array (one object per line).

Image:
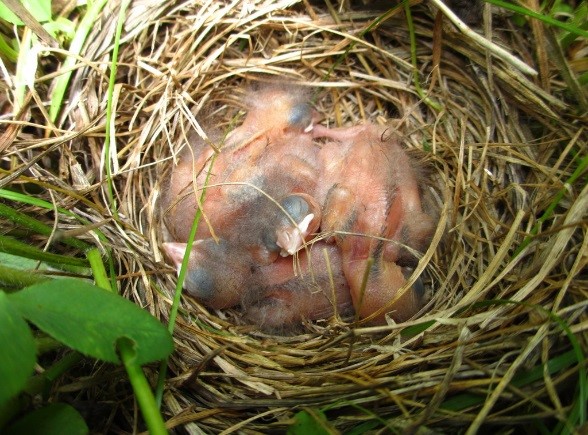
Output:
[{"xmin": 1, "ymin": 0, "xmax": 587, "ymax": 433}]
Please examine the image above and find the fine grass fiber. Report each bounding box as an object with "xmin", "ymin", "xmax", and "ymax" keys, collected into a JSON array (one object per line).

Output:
[{"xmin": 1, "ymin": 0, "xmax": 586, "ymax": 433}]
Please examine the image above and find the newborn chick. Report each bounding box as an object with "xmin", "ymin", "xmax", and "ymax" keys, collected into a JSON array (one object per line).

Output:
[
  {"xmin": 163, "ymin": 239, "xmax": 353, "ymax": 330},
  {"xmin": 162, "ymin": 238, "xmax": 253, "ymax": 309},
  {"xmin": 161, "ymin": 192, "xmax": 322, "ymax": 310},
  {"xmin": 161, "ymin": 84, "xmax": 323, "ymax": 306},
  {"xmin": 161, "ymin": 84, "xmax": 437, "ymax": 329},
  {"xmin": 243, "ymin": 242, "xmax": 353, "ymax": 332},
  {"xmin": 314, "ymin": 123, "xmax": 435, "ymax": 324}
]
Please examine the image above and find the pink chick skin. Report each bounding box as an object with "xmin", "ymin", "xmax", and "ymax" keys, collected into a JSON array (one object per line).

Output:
[
  {"xmin": 161, "ymin": 85, "xmax": 436, "ymax": 330},
  {"xmin": 243, "ymin": 242, "xmax": 353, "ymax": 332},
  {"xmin": 161, "ymin": 84, "xmax": 324, "ymax": 308},
  {"xmin": 313, "ymin": 123, "xmax": 435, "ymax": 324}
]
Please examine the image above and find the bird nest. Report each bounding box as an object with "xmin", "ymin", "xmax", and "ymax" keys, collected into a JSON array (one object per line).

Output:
[{"xmin": 2, "ymin": 0, "xmax": 587, "ymax": 432}]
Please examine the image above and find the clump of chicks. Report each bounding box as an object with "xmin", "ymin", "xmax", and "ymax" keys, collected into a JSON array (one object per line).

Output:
[{"xmin": 160, "ymin": 83, "xmax": 436, "ymax": 332}]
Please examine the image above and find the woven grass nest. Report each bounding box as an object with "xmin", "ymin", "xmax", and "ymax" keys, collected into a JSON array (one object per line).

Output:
[{"xmin": 3, "ymin": 0, "xmax": 587, "ymax": 432}]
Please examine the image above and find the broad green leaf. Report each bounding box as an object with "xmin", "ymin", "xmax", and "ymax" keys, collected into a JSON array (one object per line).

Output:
[
  {"xmin": 0, "ymin": 291, "xmax": 36, "ymax": 406},
  {"xmin": 8, "ymin": 279, "xmax": 173, "ymax": 365},
  {"xmin": 0, "ymin": 0, "xmax": 51, "ymax": 25},
  {"xmin": 4, "ymin": 403, "xmax": 88, "ymax": 435}
]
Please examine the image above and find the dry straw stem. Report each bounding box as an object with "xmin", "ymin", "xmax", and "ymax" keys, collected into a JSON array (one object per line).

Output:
[{"xmin": 1, "ymin": 0, "xmax": 586, "ymax": 432}]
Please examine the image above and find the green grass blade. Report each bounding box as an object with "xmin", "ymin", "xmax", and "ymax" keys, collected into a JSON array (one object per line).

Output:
[
  {"xmin": 87, "ymin": 248, "xmax": 111, "ymax": 292},
  {"xmin": 0, "ymin": 202, "xmax": 89, "ymax": 250},
  {"xmin": 403, "ymin": 0, "xmax": 442, "ymax": 111},
  {"xmin": 0, "ymin": 188, "xmax": 76, "ymax": 215},
  {"xmin": 0, "ymin": 189, "xmax": 108, "ymax": 244},
  {"xmin": 102, "ymin": 0, "xmax": 130, "ymax": 218},
  {"xmin": 513, "ymin": 151, "xmax": 588, "ymax": 257},
  {"xmin": 440, "ymin": 349, "xmax": 578, "ymax": 412},
  {"xmin": 484, "ymin": 0, "xmax": 588, "ymax": 39},
  {"xmin": 0, "ymin": 234, "xmax": 89, "ymax": 270},
  {"xmin": 49, "ymin": 0, "xmax": 108, "ymax": 123},
  {"xmin": 154, "ymin": 151, "xmax": 219, "ymax": 407},
  {"xmin": 118, "ymin": 338, "xmax": 168, "ymax": 435},
  {"xmin": 0, "ymin": 33, "xmax": 17, "ymax": 62},
  {"xmin": 0, "ymin": 262, "xmax": 48, "ymax": 290}
]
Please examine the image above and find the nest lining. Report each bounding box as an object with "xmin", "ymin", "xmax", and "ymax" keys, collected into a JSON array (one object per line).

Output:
[{"xmin": 2, "ymin": 0, "xmax": 586, "ymax": 432}]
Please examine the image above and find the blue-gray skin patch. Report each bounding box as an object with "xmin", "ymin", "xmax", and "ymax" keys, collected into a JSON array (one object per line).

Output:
[
  {"xmin": 287, "ymin": 103, "xmax": 313, "ymax": 130},
  {"xmin": 401, "ymin": 267, "xmax": 426, "ymax": 301},
  {"xmin": 261, "ymin": 230, "xmax": 279, "ymax": 252},
  {"xmin": 183, "ymin": 238, "xmax": 233, "ymax": 300},
  {"xmin": 184, "ymin": 267, "xmax": 215, "ymax": 300},
  {"xmin": 280, "ymin": 194, "xmax": 310, "ymax": 224}
]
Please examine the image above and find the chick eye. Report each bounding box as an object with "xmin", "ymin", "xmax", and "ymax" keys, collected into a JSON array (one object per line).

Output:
[
  {"xmin": 287, "ymin": 103, "xmax": 312, "ymax": 130},
  {"xmin": 280, "ymin": 195, "xmax": 310, "ymax": 222}
]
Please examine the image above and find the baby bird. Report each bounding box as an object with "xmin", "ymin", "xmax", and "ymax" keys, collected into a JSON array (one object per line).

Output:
[
  {"xmin": 243, "ymin": 242, "xmax": 353, "ymax": 332},
  {"xmin": 313, "ymin": 123, "xmax": 435, "ymax": 324},
  {"xmin": 162, "ymin": 238, "xmax": 254, "ymax": 309},
  {"xmin": 161, "ymin": 84, "xmax": 323, "ymax": 307},
  {"xmin": 161, "ymin": 84, "xmax": 437, "ymax": 330}
]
